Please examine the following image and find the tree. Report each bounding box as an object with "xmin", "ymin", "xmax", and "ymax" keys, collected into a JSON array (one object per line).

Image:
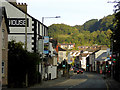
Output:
[
  {"xmin": 8, "ymin": 40, "xmax": 40, "ymax": 88},
  {"xmin": 48, "ymin": 14, "xmax": 114, "ymax": 47}
]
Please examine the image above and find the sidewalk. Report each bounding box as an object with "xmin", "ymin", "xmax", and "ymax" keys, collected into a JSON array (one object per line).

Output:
[
  {"xmin": 105, "ymin": 77, "xmax": 120, "ymax": 89},
  {"xmin": 30, "ymin": 75, "xmax": 71, "ymax": 88},
  {"xmin": 101, "ymin": 74, "xmax": 120, "ymax": 89}
]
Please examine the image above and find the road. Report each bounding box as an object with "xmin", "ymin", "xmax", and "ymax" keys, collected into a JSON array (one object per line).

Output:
[
  {"xmin": 4, "ymin": 71, "xmax": 119, "ymax": 90},
  {"xmin": 49, "ymin": 71, "xmax": 108, "ymax": 89}
]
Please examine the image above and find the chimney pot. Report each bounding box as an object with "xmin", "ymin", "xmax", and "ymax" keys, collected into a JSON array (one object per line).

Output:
[{"xmin": 24, "ymin": 3, "xmax": 27, "ymax": 5}]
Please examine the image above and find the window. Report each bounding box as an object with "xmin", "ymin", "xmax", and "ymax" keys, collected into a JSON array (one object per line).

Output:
[
  {"xmin": 40, "ymin": 24, "xmax": 42, "ymax": 36},
  {"xmin": 2, "ymin": 29, "xmax": 5, "ymax": 48},
  {"xmin": 38, "ymin": 23, "xmax": 40, "ymax": 35},
  {"xmin": 2, "ymin": 61, "xmax": 4, "ymax": 76}
]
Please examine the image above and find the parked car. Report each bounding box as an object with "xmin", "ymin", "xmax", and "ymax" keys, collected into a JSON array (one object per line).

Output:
[
  {"xmin": 74, "ymin": 68, "xmax": 78, "ymax": 73},
  {"xmin": 77, "ymin": 68, "xmax": 83, "ymax": 74}
]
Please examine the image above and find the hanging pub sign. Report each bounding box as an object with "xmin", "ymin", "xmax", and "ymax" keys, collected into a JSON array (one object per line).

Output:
[{"xmin": 8, "ymin": 18, "xmax": 29, "ymax": 27}]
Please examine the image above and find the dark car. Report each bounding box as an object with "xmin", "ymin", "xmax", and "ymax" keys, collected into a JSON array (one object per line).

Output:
[
  {"xmin": 77, "ymin": 68, "xmax": 83, "ymax": 74},
  {"xmin": 74, "ymin": 68, "xmax": 78, "ymax": 73},
  {"xmin": 74, "ymin": 68, "xmax": 83, "ymax": 74}
]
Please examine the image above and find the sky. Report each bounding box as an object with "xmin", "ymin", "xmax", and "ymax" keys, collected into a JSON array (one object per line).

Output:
[{"xmin": 16, "ymin": 0, "xmax": 115, "ymax": 26}]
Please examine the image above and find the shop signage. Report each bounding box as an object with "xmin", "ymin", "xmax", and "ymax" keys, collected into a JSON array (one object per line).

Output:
[
  {"xmin": 8, "ymin": 18, "xmax": 29, "ymax": 27},
  {"xmin": 44, "ymin": 36, "xmax": 49, "ymax": 43},
  {"xmin": 44, "ymin": 50, "xmax": 49, "ymax": 54}
]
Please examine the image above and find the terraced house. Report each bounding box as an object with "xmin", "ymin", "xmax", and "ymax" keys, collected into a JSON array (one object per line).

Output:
[
  {"xmin": 1, "ymin": 0, "xmax": 49, "ymax": 87},
  {"xmin": 2, "ymin": 0, "xmax": 48, "ymax": 53}
]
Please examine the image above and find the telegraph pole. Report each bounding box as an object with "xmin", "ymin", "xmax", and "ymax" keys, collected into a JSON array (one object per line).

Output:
[
  {"xmin": 25, "ymin": 13, "xmax": 27, "ymax": 50},
  {"xmin": 25, "ymin": 12, "xmax": 28, "ymax": 87},
  {"xmin": 66, "ymin": 45, "xmax": 69, "ymax": 78},
  {"xmin": 41, "ymin": 16, "xmax": 60, "ymax": 81}
]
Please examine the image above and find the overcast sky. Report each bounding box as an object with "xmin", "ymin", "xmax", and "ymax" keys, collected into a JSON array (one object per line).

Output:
[{"xmin": 17, "ymin": 0, "xmax": 115, "ymax": 26}]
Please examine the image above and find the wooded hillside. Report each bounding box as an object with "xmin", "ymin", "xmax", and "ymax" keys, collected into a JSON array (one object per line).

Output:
[{"xmin": 48, "ymin": 14, "xmax": 114, "ymax": 47}]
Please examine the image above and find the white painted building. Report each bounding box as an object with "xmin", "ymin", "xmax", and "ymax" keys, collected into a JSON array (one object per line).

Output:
[
  {"xmin": 81, "ymin": 53, "xmax": 89, "ymax": 71},
  {"xmin": 60, "ymin": 43, "xmax": 75, "ymax": 50},
  {"xmin": 1, "ymin": 0, "xmax": 48, "ymax": 53}
]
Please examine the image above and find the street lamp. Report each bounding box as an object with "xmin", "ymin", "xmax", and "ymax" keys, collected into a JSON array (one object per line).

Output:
[
  {"xmin": 42, "ymin": 16, "xmax": 61, "ymax": 24},
  {"xmin": 41, "ymin": 16, "xmax": 60, "ymax": 80}
]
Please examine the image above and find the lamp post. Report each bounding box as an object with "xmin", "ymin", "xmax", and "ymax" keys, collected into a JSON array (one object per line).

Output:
[
  {"xmin": 41, "ymin": 16, "xmax": 60, "ymax": 80},
  {"xmin": 42, "ymin": 16, "xmax": 61, "ymax": 24}
]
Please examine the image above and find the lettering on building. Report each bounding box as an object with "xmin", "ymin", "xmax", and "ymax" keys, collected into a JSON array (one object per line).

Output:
[{"xmin": 8, "ymin": 18, "xmax": 29, "ymax": 27}]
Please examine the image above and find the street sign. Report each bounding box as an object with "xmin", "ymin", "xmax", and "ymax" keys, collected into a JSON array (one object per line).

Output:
[{"xmin": 8, "ymin": 18, "xmax": 29, "ymax": 27}]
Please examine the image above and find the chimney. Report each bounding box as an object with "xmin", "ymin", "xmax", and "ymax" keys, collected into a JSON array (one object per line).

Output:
[
  {"xmin": 7, "ymin": 0, "xmax": 27, "ymax": 13},
  {"xmin": 16, "ymin": 2, "xmax": 27, "ymax": 13}
]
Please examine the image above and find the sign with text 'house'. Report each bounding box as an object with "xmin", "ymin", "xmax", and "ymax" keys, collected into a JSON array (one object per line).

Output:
[{"xmin": 8, "ymin": 18, "xmax": 29, "ymax": 27}]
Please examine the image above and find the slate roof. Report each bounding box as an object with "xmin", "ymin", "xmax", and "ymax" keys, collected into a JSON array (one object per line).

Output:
[
  {"xmin": 81, "ymin": 53, "xmax": 89, "ymax": 57},
  {"xmin": 58, "ymin": 47, "xmax": 66, "ymax": 51},
  {"xmin": 95, "ymin": 52, "xmax": 107, "ymax": 61}
]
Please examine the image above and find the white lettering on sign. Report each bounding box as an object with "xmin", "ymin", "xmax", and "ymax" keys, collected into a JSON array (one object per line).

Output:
[{"xmin": 8, "ymin": 18, "xmax": 29, "ymax": 27}]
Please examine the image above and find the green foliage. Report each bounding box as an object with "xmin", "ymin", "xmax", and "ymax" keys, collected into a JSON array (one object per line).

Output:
[
  {"xmin": 83, "ymin": 19, "xmax": 99, "ymax": 32},
  {"xmin": 8, "ymin": 40, "xmax": 40, "ymax": 88},
  {"xmin": 48, "ymin": 14, "xmax": 114, "ymax": 48}
]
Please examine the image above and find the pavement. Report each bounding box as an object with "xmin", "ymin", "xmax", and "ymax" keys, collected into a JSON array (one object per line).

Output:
[
  {"xmin": 105, "ymin": 77, "xmax": 120, "ymax": 89},
  {"xmin": 30, "ymin": 74, "xmax": 72, "ymax": 88},
  {"xmin": 101, "ymin": 74, "xmax": 120, "ymax": 89}
]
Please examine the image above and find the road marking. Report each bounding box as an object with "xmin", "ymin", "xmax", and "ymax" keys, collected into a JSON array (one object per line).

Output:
[
  {"xmin": 69, "ymin": 79, "xmax": 87, "ymax": 88},
  {"xmin": 105, "ymin": 81, "xmax": 109, "ymax": 90},
  {"xmin": 53, "ymin": 79, "xmax": 87, "ymax": 87},
  {"xmin": 87, "ymin": 74, "xmax": 94, "ymax": 78}
]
